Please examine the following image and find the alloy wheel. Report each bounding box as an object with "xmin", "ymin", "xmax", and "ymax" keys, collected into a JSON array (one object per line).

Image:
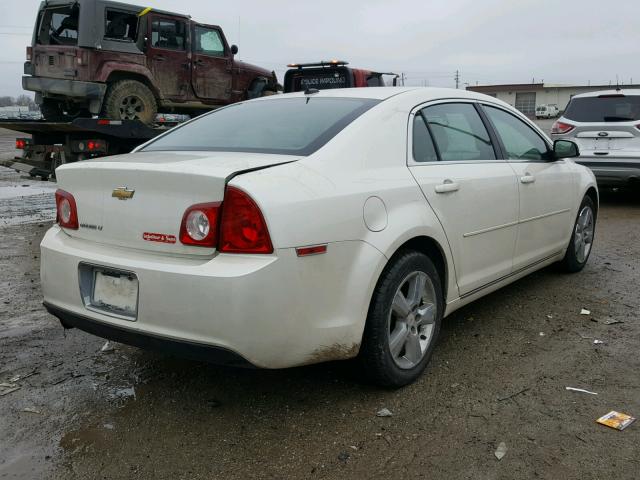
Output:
[
  {"xmin": 119, "ymin": 95, "xmax": 145, "ymax": 120},
  {"xmin": 388, "ymin": 271, "xmax": 437, "ymax": 369},
  {"xmin": 574, "ymin": 205, "xmax": 594, "ymax": 263}
]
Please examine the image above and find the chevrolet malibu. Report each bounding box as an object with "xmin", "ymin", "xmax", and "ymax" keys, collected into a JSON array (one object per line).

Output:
[{"xmin": 41, "ymin": 87, "xmax": 598, "ymax": 387}]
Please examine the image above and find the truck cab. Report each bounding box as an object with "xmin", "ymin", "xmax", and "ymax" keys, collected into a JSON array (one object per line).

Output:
[
  {"xmin": 23, "ymin": 0, "xmax": 279, "ymax": 123},
  {"xmin": 283, "ymin": 60, "xmax": 398, "ymax": 93}
]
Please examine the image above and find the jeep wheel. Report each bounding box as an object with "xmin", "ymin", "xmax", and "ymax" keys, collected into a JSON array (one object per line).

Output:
[
  {"xmin": 40, "ymin": 99, "xmax": 66, "ymax": 122},
  {"xmin": 102, "ymin": 80, "xmax": 157, "ymax": 124}
]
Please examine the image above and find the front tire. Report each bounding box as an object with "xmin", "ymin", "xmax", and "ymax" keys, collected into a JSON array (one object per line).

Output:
[
  {"xmin": 359, "ymin": 250, "xmax": 443, "ymax": 388},
  {"xmin": 102, "ymin": 80, "xmax": 157, "ymax": 124},
  {"xmin": 560, "ymin": 195, "xmax": 596, "ymax": 272}
]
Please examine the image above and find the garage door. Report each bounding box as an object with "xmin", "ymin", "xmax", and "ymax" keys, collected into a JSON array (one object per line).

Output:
[{"xmin": 515, "ymin": 92, "xmax": 536, "ymax": 115}]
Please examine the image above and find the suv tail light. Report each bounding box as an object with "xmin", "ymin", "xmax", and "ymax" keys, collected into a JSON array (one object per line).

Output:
[
  {"xmin": 219, "ymin": 187, "xmax": 273, "ymax": 254},
  {"xmin": 179, "ymin": 187, "xmax": 273, "ymax": 253},
  {"xmin": 55, "ymin": 189, "xmax": 79, "ymax": 230},
  {"xmin": 551, "ymin": 121, "xmax": 575, "ymax": 135},
  {"xmin": 179, "ymin": 202, "xmax": 220, "ymax": 247}
]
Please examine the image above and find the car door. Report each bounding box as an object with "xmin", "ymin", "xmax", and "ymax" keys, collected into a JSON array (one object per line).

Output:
[
  {"xmin": 408, "ymin": 101, "xmax": 520, "ymax": 296},
  {"xmin": 481, "ymin": 104, "xmax": 576, "ymax": 269},
  {"xmin": 191, "ymin": 24, "xmax": 232, "ymax": 103},
  {"xmin": 146, "ymin": 15, "xmax": 190, "ymax": 100}
]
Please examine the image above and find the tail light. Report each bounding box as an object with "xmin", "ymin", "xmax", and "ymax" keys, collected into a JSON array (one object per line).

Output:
[
  {"xmin": 55, "ymin": 189, "xmax": 79, "ymax": 230},
  {"xmin": 219, "ymin": 187, "xmax": 273, "ymax": 254},
  {"xmin": 551, "ymin": 121, "xmax": 575, "ymax": 135},
  {"xmin": 71, "ymin": 139, "xmax": 108, "ymax": 154},
  {"xmin": 179, "ymin": 202, "xmax": 220, "ymax": 247},
  {"xmin": 26, "ymin": 47, "xmax": 32, "ymax": 61},
  {"xmin": 15, "ymin": 138, "xmax": 31, "ymax": 149},
  {"xmin": 179, "ymin": 187, "xmax": 273, "ymax": 253}
]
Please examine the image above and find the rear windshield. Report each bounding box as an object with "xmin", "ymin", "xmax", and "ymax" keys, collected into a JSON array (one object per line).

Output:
[
  {"xmin": 141, "ymin": 97, "xmax": 380, "ymax": 156},
  {"xmin": 37, "ymin": 4, "xmax": 79, "ymax": 46},
  {"xmin": 564, "ymin": 95, "xmax": 640, "ymax": 122}
]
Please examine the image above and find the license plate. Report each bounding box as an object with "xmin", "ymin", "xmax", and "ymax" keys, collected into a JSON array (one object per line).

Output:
[
  {"xmin": 91, "ymin": 270, "xmax": 138, "ymax": 316},
  {"xmin": 594, "ymin": 138, "xmax": 610, "ymax": 151}
]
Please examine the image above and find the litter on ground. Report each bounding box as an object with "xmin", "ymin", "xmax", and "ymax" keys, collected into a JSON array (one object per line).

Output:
[
  {"xmin": 566, "ymin": 387, "xmax": 598, "ymax": 395},
  {"xmin": 596, "ymin": 411, "xmax": 636, "ymax": 431},
  {"xmin": 376, "ymin": 408, "xmax": 393, "ymax": 417},
  {"xmin": 494, "ymin": 442, "xmax": 507, "ymax": 460},
  {"xmin": 580, "ymin": 309, "xmax": 591, "ymax": 315}
]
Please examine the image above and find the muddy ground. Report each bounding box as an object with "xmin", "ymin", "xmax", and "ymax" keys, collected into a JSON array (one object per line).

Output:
[{"xmin": 0, "ymin": 125, "xmax": 639, "ymax": 479}]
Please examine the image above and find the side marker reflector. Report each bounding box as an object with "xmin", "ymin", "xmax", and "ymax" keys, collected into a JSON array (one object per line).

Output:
[{"xmin": 296, "ymin": 245, "xmax": 327, "ymax": 257}]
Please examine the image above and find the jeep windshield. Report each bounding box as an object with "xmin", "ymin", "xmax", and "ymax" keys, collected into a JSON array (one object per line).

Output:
[
  {"xmin": 564, "ymin": 95, "xmax": 640, "ymax": 122},
  {"xmin": 37, "ymin": 3, "xmax": 80, "ymax": 46},
  {"xmin": 141, "ymin": 97, "xmax": 381, "ymax": 156}
]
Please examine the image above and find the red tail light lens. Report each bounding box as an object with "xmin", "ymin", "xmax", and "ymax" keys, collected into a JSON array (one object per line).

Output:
[
  {"xmin": 219, "ymin": 186, "xmax": 273, "ymax": 254},
  {"xmin": 26, "ymin": 47, "xmax": 32, "ymax": 61},
  {"xmin": 179, "ymin": 202, "xmax": 220, "ymax": 247},
  {"xmin": 55, "ymin": 189, "xmax": 79, "ymax": 230},
  {"xmin": 551, "ymin": 121, "xmax": 575, "ymax": 135},
  {"xmin": 15, "ymin": 138, "xmax": 30, "ymax": 149}
]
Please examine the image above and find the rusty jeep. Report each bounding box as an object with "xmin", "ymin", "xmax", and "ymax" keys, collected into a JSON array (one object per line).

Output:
[{"xmin": 23, "ymin": 0, "xmax": 279, "ymax": 123}]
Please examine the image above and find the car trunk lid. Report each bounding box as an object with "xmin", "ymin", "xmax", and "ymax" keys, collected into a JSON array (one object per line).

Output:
[
  {"xmin": 55, "ymin": 151, "xmax": 296, "ymax": 255},
  {"xmin": 571, "ymin": 123, "xmax": 640, "ymax": 156}
]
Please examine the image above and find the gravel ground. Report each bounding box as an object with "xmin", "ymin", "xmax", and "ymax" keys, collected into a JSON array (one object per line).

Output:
[{"xmin": 0, "ymin": 124, "xmax": 639, "ymax": 480}]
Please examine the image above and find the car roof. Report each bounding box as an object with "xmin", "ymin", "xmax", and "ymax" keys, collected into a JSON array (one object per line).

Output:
[
  {"xmin": 571, "ymin": 88, "xmax": 640, "ymax": 99},
  {"xmin": 265, "ymin": 86, "xmax": 506, "ymax": 104}
]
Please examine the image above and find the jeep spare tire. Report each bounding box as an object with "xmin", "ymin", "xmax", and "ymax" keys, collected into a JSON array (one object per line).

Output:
[{"xmin": 102, "ymin": 80, "xmax": 157, "ymax": 124}]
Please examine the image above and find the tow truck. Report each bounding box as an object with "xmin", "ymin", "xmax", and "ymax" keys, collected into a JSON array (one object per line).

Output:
[{"xmin": 0, "ymin": 117, "xmax": 174, "ymax": 179}]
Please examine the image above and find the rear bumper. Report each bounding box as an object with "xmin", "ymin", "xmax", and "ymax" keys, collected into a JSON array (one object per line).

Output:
[
  {"xmin": 576, "ymin": 158, "xmax": 640, "ymax": 187},
  {"xmin": 40, "ymin": 226, "xmax": 384, "ymax": 368},
  {"xmin": 45, "ymin": 302, "xmax": 252, "ymax": 367},
  {"xmin": 23, "ymin": 76, "xmax": 106, "ymax": 101}
]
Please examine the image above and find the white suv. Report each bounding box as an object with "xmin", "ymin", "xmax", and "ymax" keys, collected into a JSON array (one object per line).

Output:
[{"xmin": 551, "ymin": 89, "xmax": 640, "ymax": 187}]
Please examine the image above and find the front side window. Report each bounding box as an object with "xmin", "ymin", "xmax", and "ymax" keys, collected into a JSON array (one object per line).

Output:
[
  {"xmin": 422, "ymin": 103, "xmax": 496, "ymax": 161},
  {"xmin": 151, "ymin": 19, "xmax": 186, "ymax": 50},
  {"xmin": 38, "ymin": 5, "xmax": 79, "ymax": 46},
  {"xmin": 141, "ymin": 97, "xmax": 380, "ymax": 156},
  {"xmin": 105, "ymin": 10, "xmax": 138, "ymax": 42},
  {"xmin": 194, "ymin": 27, "xmax": 225, "ymax": 56},
  {"xmin": 484, "ymin": 106, "xmax": 549, "ymax": 161}
]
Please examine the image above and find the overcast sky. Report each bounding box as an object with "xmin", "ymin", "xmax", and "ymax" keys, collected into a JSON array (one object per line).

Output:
[{"xmin": 1, "ymin": 0, "xmax": 639, "ymax": 97}]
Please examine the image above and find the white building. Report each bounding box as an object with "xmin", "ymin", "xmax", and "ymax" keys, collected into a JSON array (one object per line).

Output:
[{"xmin": 466, "ymin": 83, "xmax": 640, "ymax": 117}]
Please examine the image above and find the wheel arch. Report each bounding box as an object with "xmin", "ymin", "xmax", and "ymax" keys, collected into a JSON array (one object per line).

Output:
[
  {"xmin": 386, "ymin": 235, "xmax": 450, "ymax": 304},
  {"xmin": 585, "ymin": 186, "xmax": 599, "ymax": 213},
  {"xmin": 104, "ymin": 71, "xmax": 162, "ymax": 100}
]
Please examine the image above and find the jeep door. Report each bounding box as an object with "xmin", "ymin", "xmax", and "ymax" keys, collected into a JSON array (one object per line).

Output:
[
  {"xmin": 191, "ymin": 25, "xmax": 233, "ymax": 103},
  {"xmin": 146, "ymin": 15, "xmax": 190, "ymax": 100}
]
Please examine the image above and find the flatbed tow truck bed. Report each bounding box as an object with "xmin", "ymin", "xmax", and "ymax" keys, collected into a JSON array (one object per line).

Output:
[{"xmin": 0, "ymin": 118, "xmax": 175, "ymax": 179}]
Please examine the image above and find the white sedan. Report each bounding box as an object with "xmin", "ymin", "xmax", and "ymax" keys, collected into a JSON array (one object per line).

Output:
[{"xmin": 41, "ymin": 87, "xmax": 597, "ymax": 387}]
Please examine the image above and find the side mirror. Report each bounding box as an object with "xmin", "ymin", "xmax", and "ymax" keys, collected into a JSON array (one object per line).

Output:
[
  {"xmin": 230, "ymin": 44, "xmax": 238, "ymax": 55},
  {"xmin": 553, "ymin": 139, "xmax": 579, "ymax": 159}
]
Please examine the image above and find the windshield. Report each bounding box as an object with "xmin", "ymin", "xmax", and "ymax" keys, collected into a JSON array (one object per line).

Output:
[
  {"xmin": 564, "ymin": 95, "xmax": 640, "ymax": 122},
  {"xmin": 37, "ymin": 4, "xmax": 79, "ymax": 46},
  {"xmin": 141, "ymin": 97, "xmax": 380, "ymax": 155}
]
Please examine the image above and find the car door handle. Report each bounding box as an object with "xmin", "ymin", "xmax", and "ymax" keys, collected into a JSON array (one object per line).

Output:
[
  {"xmin": 434, "ymin": 180, "xmax": 460, "ymax": 193},
  {"xmin": 520, "ymin": 174, "xmax": 536, "ymax": 184}
]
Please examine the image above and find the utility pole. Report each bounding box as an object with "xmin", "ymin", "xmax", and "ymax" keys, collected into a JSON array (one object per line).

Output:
[
  {"xmin": 454, "ymin": 70, "xmax": 460, "ymax": 89},
  {"xmin": 400, "ymin": 73, "xmax": 406, "ymax": 86}
]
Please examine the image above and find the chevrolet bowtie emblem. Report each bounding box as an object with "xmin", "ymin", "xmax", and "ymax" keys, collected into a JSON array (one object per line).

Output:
[{"xmin": 112, "ymin": 187, "xmax": 135, "ymax": 200}]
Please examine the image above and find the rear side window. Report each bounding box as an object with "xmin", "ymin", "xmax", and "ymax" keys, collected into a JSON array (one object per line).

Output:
[
  {"xmin": 151, "ymin": 19, "xmax": 186, "ymax": 50},
  {"xmin": 564, "ymin": 96, "xmax": 640, "ymax": 122},
  {"xmin": 412, "ymin": 113, "xmax": 438, "ymax": 162},
  {"xmin": 484, "ymin": 106, "xmax": 549, "ymax": 161},
  {"xmin": 37, "ymin": 5, "xmax": 79, "ymax": 46},
  {"xmin": 105, "ymin": 10, "xmax": 138, "ymax": 42},
  {"xmin": 141, "ymin": 97, "xmax": 380, "ymax": 156},
  {"xmin": 422, "ymin": 103, "xmax": 496, "ymax": 161}
]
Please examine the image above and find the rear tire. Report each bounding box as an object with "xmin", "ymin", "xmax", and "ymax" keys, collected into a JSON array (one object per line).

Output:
[
  {"xmin": 560, "ymin": 195, "xmax": 596, "ymax": 272},
  {"xmin": 359, "ymin": 250, "xmax": 443, "ymax": 388},
  {"xmin": 102, "ymin": 80, "xmax": 157, "ymax": 124},
  {"xmin": 40, "ymin": 99, "xmax": 66, "ymax": 122}
]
